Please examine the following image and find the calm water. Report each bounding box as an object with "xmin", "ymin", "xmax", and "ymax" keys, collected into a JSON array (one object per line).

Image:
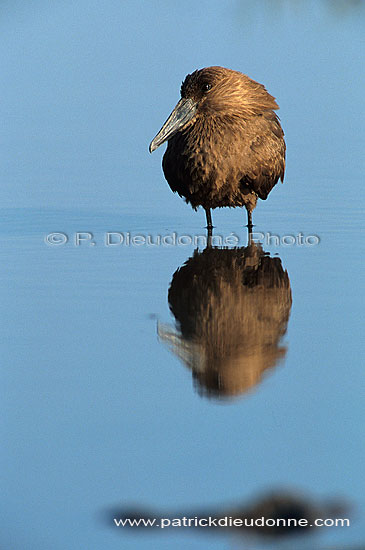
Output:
[{"xmin": 1, "ymin": 2, "xmax": 364, "ymax": 549}]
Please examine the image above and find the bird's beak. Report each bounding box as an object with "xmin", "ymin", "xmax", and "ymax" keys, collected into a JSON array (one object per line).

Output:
[{"xmin": 149, "ymin": 98, "xmax": 197, "ymax": 153}]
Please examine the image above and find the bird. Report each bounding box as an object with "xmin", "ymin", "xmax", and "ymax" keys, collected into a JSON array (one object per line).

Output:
[
  {"xmin": 149, "ymin": 66, "xmax": 286, "ymax": 232},
  {"xmin": 158, "ymin": 242, "xmax": 292, "ymax": 399}
]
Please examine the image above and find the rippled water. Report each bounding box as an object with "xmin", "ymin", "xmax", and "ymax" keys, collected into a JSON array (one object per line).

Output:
[{"xmin": 1, "ymin": 2, "xmax": 364, "ymax": 549}]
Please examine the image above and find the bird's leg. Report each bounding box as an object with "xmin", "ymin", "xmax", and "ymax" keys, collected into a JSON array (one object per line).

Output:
[
  {"xmin": 205, "ymin": 209, "xmax": 213, "ymax": 247},
  {"xmin": 205, "ymin": 208, "xmax": 213, "ymax": 232},
  {"xmin": 246, "ymin": 209, "xmax": 253, "ymax": 232},
  {"xmin": 247, "ymin": 228, "xmax": 253, "ymax": 246}
]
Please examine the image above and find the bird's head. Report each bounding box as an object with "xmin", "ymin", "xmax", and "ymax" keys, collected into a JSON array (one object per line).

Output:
[{"xmin": 149, "ymin": 66, "xmax": 279, "ymax": 153}]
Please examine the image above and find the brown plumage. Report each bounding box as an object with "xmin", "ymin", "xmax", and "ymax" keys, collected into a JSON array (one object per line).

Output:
[
  {"xmin": 149, "ymin": 66, "xmax": 286, "ymax": 230},
  {"xmin": 158, "ymin": 242, "xmax": 292, "ymax": 400}
]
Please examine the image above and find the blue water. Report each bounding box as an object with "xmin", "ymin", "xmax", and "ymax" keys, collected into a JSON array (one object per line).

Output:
[{"xmin": 1, "ymin": 2, "xmax": 364, "ymax": 549}]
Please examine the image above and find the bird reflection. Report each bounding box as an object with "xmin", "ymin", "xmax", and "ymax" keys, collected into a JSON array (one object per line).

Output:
[
  {"xmin": 158, "ymin": 241, "xmax": 292, "ymax": 400},
  {"xmin": 107, "ymin": 488, "xmax": 349, "ymax": 541}
]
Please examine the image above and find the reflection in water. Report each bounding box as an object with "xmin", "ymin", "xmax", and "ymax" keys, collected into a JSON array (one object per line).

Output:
[
  {"xmin": 159, "ymin": 242, "xmax": 292, "ymax": 400},
  {"xmin": 107, "ymin": 488, "xmax": 349, "ymax": 541}
]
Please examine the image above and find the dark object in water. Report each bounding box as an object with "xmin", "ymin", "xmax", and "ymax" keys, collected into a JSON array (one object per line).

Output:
[
  {"xmin": 149, "ymin": 66, "xmax": 285, "ymax": 231},
  {"xmin": 158, "ymin": 242, "xmax": 291, "ymax": 399},
  {"xmin": 108, "ymin": 488, "xmax": 348, "ymax": 540}
]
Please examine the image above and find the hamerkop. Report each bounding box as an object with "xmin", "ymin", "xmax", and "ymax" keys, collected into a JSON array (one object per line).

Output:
[
  {"xmin": 149, "ymin": 66, "xmax": 285, "ymax": 231},
  {"xmin": 158, "ymin": 243, "xmax": 292, "ymax": 400}
]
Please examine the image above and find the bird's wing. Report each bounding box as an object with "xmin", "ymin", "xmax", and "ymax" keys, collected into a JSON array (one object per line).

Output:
[{"xmin": 239, "ymin": 111, "xmax": 286, "ymax": 200}]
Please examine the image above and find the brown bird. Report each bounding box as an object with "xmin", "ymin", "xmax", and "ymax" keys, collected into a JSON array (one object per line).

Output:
[
  {"xmin": 149, "ymin": 66, "xmax": 286, "ymax": 231},
  {"xmin": 158, "ymin": 242, "xmax": 292, "ymax": 400}
]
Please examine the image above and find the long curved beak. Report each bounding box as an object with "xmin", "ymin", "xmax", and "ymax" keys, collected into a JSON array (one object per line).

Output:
[{"xmin": 149, "ymin": 98, "xmax": 197, "ymax": 153}]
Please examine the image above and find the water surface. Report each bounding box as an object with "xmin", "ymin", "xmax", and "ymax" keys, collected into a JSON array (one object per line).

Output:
[{"xmin": 1, "ymin": 1, "xmax": 364, "ymax": 549}]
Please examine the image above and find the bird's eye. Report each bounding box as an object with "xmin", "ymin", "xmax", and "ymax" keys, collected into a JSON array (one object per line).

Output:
[{"xmin": 202, "ymin": 83, "xmax": 212, "ymax": 92}]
